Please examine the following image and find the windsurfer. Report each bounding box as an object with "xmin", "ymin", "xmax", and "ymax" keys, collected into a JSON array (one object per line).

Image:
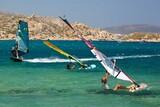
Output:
[
  {"xmin": 101, "ymin": 72, "xmax": 110, "ymax": 89},
  {"xmin": 10, "ymin": 20, "xmax": 29, "ymax": 62},
  {"xmin": 11, "ymin": 43, "xmax": 19, "ymax": 58},
  {"xmin": 67, "ymin": 62, "xmax": 76, "ymax": 70},
  {"xmin": 113, "ymin": 83, "xmax": 140, "ymax": 92}
]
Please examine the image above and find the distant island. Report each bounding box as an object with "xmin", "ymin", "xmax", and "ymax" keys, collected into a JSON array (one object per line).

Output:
[
  {"xmin": 106, "ymin": 24, "xmax": 160, "ymax": 34},
  {"xmin": 0, "ymin": 12, "xmax": 160, "ymax": 42}
]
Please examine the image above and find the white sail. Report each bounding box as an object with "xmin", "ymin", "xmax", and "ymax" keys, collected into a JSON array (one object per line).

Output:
[{"xmin": 91, "ymin": 48, "xmax": 134, "ymax": 83}]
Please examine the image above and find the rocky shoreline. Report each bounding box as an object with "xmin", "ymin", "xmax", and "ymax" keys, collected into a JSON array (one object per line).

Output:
[{"xmin": 0, "ymin": 12, "xmax": 160, "ymax": 42}]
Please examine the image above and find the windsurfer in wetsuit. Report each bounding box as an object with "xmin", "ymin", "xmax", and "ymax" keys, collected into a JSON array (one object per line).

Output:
[{"xmin": 101, "ymin": 72, "xmax": 110, "ymax": 89}]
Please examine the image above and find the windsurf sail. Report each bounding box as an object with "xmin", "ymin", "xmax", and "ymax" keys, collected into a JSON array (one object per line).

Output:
[
  {"xmin": 59, "ymin": 17, "xmax": 139, "ymax": 86},
  {"xmin": 12, "ymin": 20, "xmax": 29, "ymax": 57},
  {"xmin": 43, "ymin": 40, "xmax": 87, "ymax": 68}
]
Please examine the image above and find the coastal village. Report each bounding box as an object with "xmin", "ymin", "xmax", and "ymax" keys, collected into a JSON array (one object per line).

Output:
[{"xmin": 0, "ymin": 12, "xmax": 160, "ymax": 42}]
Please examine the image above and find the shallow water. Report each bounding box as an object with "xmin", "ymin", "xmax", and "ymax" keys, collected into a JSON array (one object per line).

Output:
[{"xmin": 0, "ymin": 40, "xmax": 160, "ymax": 107}]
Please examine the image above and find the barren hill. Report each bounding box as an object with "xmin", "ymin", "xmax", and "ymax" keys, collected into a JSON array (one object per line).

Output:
[
  {"xmin": 0, "ymin": 12, "xmax": 160, "ymax": 42},
  {"xmin": 0, "ymin": 12, "xmax": 114, "ymax": 40},
  {"xmin": 106, "ymin": 24, "xmax": 160, "ymax": 34}
]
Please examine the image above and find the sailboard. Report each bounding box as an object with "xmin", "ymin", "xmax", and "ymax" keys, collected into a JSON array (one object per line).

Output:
[
  {"xmin": 59, "ymin": 17, "xmax": 143, "ymax": 88},
  {"xmin": 10, "ymin": 20, "xmax": 29, "ymax": 62},
  {"xmin": 43, "ymin": 40, "xmax": 88, "ymax": 69}
]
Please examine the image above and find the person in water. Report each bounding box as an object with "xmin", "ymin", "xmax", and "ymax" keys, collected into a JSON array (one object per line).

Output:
[
  {"xmin": 101, "ymin": 72, "xmax": 140, "ymax": 92},
  {"xmin": 101, "ymin": 72, "xmax": 110, "ymax": 89},
  {"xmin": 113, "ymin": 83, "xmax": 140, "ymax": 92}
]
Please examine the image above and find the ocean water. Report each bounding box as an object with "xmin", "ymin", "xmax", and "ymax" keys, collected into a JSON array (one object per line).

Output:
[{"xmin": 0, "ymin": 40, "xmax": 160, "ymax": 107}]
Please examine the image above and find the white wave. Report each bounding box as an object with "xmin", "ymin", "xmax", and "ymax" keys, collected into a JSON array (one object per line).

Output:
[
  {"xmin": 136, "ymin": 83, "xmax": 148, "ymax": 91},
  {"xmin": 111, "ymin": 54, "xmax": 160, "ymax": 60},
  {"xmin": 24, "ymin": 54, "xmax": 160, "ymax": 63},
  {"xmin": 24, "ymin": 58, "xmax": 97, "ymax": 63}
]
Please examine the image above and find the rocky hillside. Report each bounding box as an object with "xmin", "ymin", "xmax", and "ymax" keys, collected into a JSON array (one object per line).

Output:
[
  {"xmin": 0, "ymin": 12, "xmax": 114, "ymax": 40},
  {"xmin": 0, "ymin": 12, "xmax": 160, "ymax": 42}
]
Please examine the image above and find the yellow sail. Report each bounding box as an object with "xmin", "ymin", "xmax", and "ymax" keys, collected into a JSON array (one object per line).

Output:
[{"xmin": 43, "ymin": 40, "xmax": 87, "ymax": 68}]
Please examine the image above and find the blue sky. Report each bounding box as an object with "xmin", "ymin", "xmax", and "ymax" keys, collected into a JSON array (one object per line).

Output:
[{"xmin": 0, "ymin": 0, "xmax": 160, "ymax": 28}]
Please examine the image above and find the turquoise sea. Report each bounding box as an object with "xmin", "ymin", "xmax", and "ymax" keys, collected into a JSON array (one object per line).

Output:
[{"xmin": 0, "ymin": 40, "xmax": 160, "ymax": 107}]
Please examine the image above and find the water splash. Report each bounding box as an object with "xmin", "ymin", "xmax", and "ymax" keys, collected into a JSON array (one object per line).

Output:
[{"xmin": 24, "ymin": 54, "xmax": 160, "ymax": 63}]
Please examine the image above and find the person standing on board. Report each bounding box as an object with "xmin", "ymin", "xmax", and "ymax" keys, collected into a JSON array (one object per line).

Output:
[
  {"xmin": 101, "ymin": 72, "xmax": 110, "ymax": 89},
  {"xmin": 11, "ymin": 43, "xmax": 19, "ymax": 58}
]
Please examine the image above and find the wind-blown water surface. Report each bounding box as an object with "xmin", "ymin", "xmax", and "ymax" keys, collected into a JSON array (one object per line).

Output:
[{"xmin": 0, "ymin": 40, "xmax": 159, "ymax": 107}]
